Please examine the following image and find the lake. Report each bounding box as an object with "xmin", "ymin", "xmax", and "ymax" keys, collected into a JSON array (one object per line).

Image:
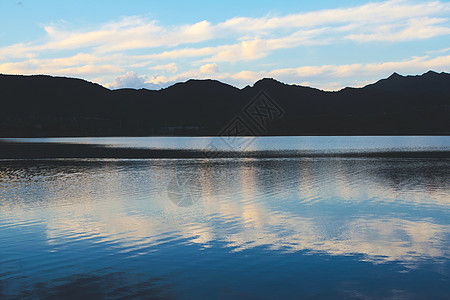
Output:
[{"xmin": 0, "ymin": 136, "xmax": 449, "ymax": 299}]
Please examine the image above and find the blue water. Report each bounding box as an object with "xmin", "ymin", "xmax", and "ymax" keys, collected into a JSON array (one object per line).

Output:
[{"xmin": 0, "ymin": 137, "xmax": 449, "ymax": 299}]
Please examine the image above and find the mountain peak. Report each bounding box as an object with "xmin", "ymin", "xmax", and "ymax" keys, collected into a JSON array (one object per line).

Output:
[
  {"xmin": 422, "ymin": 70, "xmax": 439, "ymax": 77},
  {"xmin": 164, "ymin": 78, "xmax": 238, "ymax": 92},
  {"xmin": 388, "ymin": 72, "xmax": 403, "ymax": 79},
  {"xmin": 253, "ymin": 78, "xmax": 284, "ymax": 87}
]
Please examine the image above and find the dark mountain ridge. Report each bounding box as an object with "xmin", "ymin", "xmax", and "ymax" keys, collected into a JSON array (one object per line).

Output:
[
  {"xmin": 364, "ymin": 71, "xmax": 450, "ymax": 94},
  {"xmin": 0, "ymin": 71, "xmax": 449, "ymax": 137}
]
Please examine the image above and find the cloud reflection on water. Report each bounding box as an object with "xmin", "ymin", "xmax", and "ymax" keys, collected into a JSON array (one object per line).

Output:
[{"xmin": 1, "ymin": 157, "xmax": 448, "ymax": 266}]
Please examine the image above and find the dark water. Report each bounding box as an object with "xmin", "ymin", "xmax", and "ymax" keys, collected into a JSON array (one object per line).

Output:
[{"xmin": 0, "ymin": 137, "xmax": 449, "ymax": 299}]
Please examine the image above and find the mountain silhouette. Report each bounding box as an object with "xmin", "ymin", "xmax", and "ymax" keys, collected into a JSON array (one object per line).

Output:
[
  {"xmin": 364, "ymin": 71, "xmax": 450, "ymax": 94},
  {"xmin": 0, "ymin": 71, "xmax": 449, "ymax": 137}
]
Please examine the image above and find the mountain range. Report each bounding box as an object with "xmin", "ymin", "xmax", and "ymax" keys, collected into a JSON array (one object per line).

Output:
[{"xmin": 0, "ymin": 71, "xmax": 449, "ymax": 137}]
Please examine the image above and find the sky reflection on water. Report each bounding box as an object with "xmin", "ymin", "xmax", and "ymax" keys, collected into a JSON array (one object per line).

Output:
[{"xmin": 0, "ymin": 148, "xmax": 449, "ymax": 298}]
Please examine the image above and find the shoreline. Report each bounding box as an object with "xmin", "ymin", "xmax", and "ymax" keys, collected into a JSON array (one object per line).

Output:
[{"xmin": 1, "ymin": 141, "xmax": 449, "ymax": 159}]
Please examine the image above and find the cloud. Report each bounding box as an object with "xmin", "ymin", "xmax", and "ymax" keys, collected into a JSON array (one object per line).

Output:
[
  {"xmin": 198, "ymin": 63, "xmax": 219, "ymax": 74},
  {"xmin": 0, "ymin": 53, "xmax": 124, "ymax": 76},
  {"xmin": 201, "ymin": 28, "xmax": 331, "ymax": 63},
  {"xmin": 144, "ymin": 65, "xmax": 225, "ymax": 87},
  {"xmin": 38, "ymin": 18, "xmax": 214, "ymax": 54},
  {"xmin": 346, "ymin": 17, "xmax": 450, "ymax": 42},
  {"xmin": 0, "ymin": 61, "xmax": 122, "ymax": 76},
  {"xmin": 149, "ymin": 63, "xmax": 178, "ymax": 73},
  {"xmin": 107, "ymin": 71, "xmax": 162, "ymax": 90},
  {"xmin": 216, "ymin": 0, "xmax": 450, "ymax": 36},
  {"xmin": 426, "ymin": 47, "xmax": 450, "ymax": 54}
]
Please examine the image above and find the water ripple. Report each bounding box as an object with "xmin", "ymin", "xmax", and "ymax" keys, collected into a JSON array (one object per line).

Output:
[{"xmin": 0, "ymin": 151, "xmax": 449, "ymax": 298}]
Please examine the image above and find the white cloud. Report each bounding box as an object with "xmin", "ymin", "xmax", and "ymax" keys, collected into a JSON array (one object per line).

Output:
[
  {"xmin": 149, "ymin": 63, "xmax": 178, "ymax": 73},
  {"xmin": 144, "ymin": 65, "xmax": 227, "ymax": 87},
  {"xmin": 40, "ymin": 18, "xmax": 213, "ymax": 54},
  {"xmin": 346, "ymin": 17, "xmax": 450, "ymax": 42},
  {"xmin": 198, "ymin": 63, "xmax": 219, "ymax": 74},
  {"xmin": 426, "ymin": 47, "xmax": 450, "ymax": 54},
  {"xmin": 0, "ymin": 52, "xmax": 125, "ymax": 76},
  {"xmin": 217, "ymin": 0, "xmax": 450, "ymax": 33},
  {"xmin": 107, "ymin": 71, "xmax": 161, "ymax": 89},
  {"xmin": 0, "ymin": 60, "xmax": 123, "ymax": 76}
]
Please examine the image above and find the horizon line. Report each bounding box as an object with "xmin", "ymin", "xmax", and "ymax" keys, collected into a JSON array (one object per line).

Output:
[{"xmin": 0, "ymin": 69, "xmax": 447, "ymax": 92}]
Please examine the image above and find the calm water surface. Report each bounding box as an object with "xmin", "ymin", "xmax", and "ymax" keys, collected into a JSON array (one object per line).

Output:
[
  {"xmin": 0, "ymin": 137, "xmax": 449, "ymax": 299},
  {"xmin": 4, "ymin": 136, "xmax": 450, "ymax": 152}
]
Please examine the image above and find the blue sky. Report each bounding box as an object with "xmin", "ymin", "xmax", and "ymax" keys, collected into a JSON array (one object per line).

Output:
[{"xmin": 1, "ymin": 0, "xmax": 449, "ymax": 90}]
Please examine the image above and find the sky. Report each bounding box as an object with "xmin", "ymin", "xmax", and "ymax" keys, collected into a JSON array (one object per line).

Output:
[{"xmin": 0, "ymin": 0, "xmax": 449, "ymax": 90}]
